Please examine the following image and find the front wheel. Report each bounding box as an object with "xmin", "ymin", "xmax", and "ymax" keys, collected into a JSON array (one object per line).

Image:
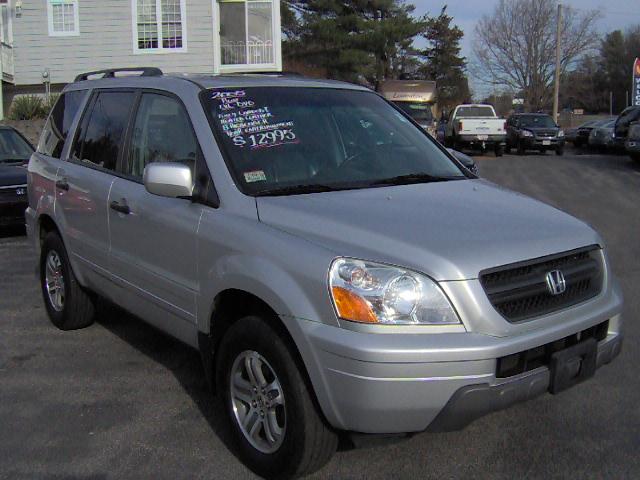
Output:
[
  {"xmin": 40, "ymin": 232, "xmax": 95, "ymax": 330},
  {"xmin": 517, "ymin": 140, "xmax": 526, "ymax": 155},
  {"xmin": 556, "ymin": 146, "xmax": 564, "ymax": 156},
  {"xmin": 217, "ymin": 316, "xmax": 338, "ymax": 478}
]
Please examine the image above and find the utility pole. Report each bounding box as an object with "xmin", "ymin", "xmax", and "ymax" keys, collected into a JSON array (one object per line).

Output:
[
  {"xmin": 552, "ymin": 3, "xmax": 562, "ymax": 123},
  {"xmin": 610, "ymin": 91, "xmax": 613, "ymax": 116}
]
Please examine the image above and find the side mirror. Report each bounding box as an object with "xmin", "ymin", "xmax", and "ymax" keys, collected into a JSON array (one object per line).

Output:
[
  {"xmin": 447, "ymin": 148, "xmax": 479, "ymax": 176},
  {"xmin": 143, "ymin": 162, "xmax": 193, "ymax": 198}
]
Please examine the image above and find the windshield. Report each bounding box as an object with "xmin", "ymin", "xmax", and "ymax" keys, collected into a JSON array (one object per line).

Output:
[
  {"xmin": 0, "ymin": 129, "xmax": 34, "ymax": 163},
  {"xmin": 455, "ymin": 106, "xmax": 495, "ymax": 118},
  {"xmin": 203, "ymin": 87, "xmax": 466, "ymax": 195},
  {"xmin": 518, "ymin": 115, "xmax": 556, "ymax": 128},
  {"xmin": 394, "ymin": 102, "xmax": 434, "ymax": 123}
]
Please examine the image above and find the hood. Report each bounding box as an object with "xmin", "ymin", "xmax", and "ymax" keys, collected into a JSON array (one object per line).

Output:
[
  {"xmin": 256, "ymin": 180, "xmax": 600, "ymax": 281},
  {"xmin": 0, "ymin": 164, "xmax": 27, "ymax": 187}
]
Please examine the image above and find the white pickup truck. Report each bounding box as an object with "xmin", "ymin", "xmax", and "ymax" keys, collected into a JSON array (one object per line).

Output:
[{"xmin": 444, "ymin": 104, "xmax": 506, "ymax": 156}]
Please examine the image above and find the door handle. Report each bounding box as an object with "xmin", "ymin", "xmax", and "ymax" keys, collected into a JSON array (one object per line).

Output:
[
  {"xmin": 55, "ymin": 179, "xmax": 69, "ymax": 191},
  {"xmin": 110, "ymin": 200, "xmax": 131, "ymax": 215}
]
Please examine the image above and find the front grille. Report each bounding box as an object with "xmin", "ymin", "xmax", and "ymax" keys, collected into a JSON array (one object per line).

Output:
[
  {"xmin": 496, "ymin": 320, "xmax": 609, "ymax": 378},
  {"xmin": 480, "ymin": 246, "xmax": 604, "ymax": 322}
]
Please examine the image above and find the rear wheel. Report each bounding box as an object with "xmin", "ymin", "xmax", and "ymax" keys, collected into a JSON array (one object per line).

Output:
[
  {"xmin": 40, "ymin": 232, "xmax": 95, "ymax": 330},
  {"xmin": 494, "ymin": 144, "xmax": 504, "ymax": 157},
  {"xmin": 217, "ymin": 316, "xmax": 338, "ymax": 478}
]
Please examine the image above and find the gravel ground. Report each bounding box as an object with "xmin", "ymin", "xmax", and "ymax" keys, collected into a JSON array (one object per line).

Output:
[{"xmin": 1, "ymin": 150, "xmax": 639, "ymax": 479}]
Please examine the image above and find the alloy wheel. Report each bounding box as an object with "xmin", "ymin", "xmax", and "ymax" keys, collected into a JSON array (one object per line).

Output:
[{"xmin": 229, "ymin": 350, "xmax": 286, "ymax": 454}]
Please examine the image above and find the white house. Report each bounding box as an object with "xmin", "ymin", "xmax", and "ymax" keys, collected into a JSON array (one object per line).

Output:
[{"xmin": 0, "ymin": 0, "xmax": 283, "ymax": 117}]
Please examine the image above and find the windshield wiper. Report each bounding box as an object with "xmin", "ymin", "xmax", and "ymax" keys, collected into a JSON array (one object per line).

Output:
[
  {"xmin": 256, "ymin": 183, "xmax": 341, "ymax": 197},
  {"xmin": 370, "ymin": 173, "xmax": 464, "ymax": 186}
]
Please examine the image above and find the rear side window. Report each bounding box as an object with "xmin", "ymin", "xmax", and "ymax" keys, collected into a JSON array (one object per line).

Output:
[
  {"xmin": 127, "ymin": 93, "xmax": 198, "ymax": 179},
  {"xmin": 72, "ymin": 91, "xmax": 135, "ymax": 171},
  {"xmin": 37, "ymin": 90, "xmax": 87, "ymax": 158}
]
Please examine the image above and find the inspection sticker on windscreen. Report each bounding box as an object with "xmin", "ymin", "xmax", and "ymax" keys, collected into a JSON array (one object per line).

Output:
[{"xmin": 244, "ymin": 170, "xmax": 267, "ymax": 183}]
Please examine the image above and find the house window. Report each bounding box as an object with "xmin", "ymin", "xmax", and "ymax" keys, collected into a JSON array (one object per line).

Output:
[
  {"xmin": 47, "ymin": 0, "xmax": 80, "ymax": 37},
  {"xmin": 133, "ymin": 0, "xmax": 187, "ymax": 52},
  {"xmin": 219, "ymin": 0, "xmax": 274, "ymax": 66}
]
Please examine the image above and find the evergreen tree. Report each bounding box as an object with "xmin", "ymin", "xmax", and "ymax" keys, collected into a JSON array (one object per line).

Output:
[
  {"xmin": 287, "ymin": 1, "xmax": 426, "ymax": 85},
  {"xmin": 420, "ymin": 6, "xmax": 470, "ymax": 110}
]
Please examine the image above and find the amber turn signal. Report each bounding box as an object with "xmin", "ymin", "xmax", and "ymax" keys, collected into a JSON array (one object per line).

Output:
[{"xmin": 331, "ymin": 286, "xmax": 378, "ymax": 323}]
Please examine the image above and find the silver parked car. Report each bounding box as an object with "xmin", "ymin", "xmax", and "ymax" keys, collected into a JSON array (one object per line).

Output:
[{"xmin": 27, "ymin": 69, "xmax": 623, "ymax": 479}]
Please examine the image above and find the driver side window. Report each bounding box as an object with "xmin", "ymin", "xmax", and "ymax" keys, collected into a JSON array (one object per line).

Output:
[{"xmin": 127, "ymin": 93, "xmax": 198, "ymax": 180}]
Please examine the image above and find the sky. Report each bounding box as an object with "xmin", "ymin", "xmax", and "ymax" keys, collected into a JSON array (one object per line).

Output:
[{"xmin": 410, "ymin": 0, "xmax": 640, "ymax": 97}]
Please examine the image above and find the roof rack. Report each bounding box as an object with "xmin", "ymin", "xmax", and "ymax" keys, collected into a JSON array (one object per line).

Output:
[
  {"xmin": 74, "ymin": 67, "xmax": 163, "ymax": 82},
  {"xmin": 220, "ymin": 71, "xmax": 302, "ymax": 77}
]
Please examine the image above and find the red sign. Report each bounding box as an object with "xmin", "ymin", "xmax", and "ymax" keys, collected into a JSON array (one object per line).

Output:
[{"xmin": 634, "ymin": 58, "xmax": 640, "ymax": 106}]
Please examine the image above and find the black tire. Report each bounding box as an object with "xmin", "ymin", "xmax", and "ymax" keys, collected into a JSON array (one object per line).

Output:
[
  {"xmin": 40, "ymin": 232, "xmax": 95, "ymax": 330},
  {"xmin": 505, "ymin": 143, "xmax": 511, "ymax": 154},
  {"xmin": 494, "ymin": 144, "xmax": 503, "ymax": 157},
  {"xmin": 217, "ymin": 316, "xmax": 338, "ymax": 479},
  {"xmin": 556, "ymin": 146, "xmax": 564, "ymax": 156},
  {"xmin": 630, "ymin": 153, "xmax": 640, "ymax": 163},
  {"xmin": 517, "ymin": 140, "xmax": 526, "ymax": 155}
]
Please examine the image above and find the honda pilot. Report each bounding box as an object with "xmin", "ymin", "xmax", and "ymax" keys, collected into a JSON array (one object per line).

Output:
[{"xmin": 27, "ymin": 68, "xmax": 623, "ymax": 479}]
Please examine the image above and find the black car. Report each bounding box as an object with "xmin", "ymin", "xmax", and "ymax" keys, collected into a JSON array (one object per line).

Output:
[
  {"xmin": 505, "ymin": 113, "xmax": 565, "ymax": 155},
  {"xmin": 0, "ymin": 126, "xmax": 34, "ymax": 227},
  {"xmin": 613, "ymin": 106, "xmax": 640, "ymax": 150}
]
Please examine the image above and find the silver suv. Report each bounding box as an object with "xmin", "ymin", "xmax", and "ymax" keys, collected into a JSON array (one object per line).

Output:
[{"xmin": 27, "ymin": 68, "xmax": 623, "ymax": 479}]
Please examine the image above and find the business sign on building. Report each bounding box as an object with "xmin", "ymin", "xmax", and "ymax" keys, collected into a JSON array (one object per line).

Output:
[{"xmin": 634, "ymin": 58, "xmax": 640, "ymax": 106}]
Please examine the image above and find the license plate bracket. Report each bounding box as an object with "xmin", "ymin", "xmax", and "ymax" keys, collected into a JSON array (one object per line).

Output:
[{"xmin": 549, "ymin": 338, "xmax": 597, "ymax": 394}]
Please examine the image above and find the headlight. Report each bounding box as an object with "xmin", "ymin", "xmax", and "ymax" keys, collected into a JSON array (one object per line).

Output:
[
  {"xmin": 328, "ymin": 258, "xmax": 460, "ymax": 325},
  {"xmin": 558, "ymin": 130, "xmax": 565, "ymax": 138},
  {"xmin": 521, "ymin": 130, "xmax": 533, "ymax": 137}
]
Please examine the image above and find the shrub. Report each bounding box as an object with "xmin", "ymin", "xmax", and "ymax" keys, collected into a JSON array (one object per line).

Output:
[
  {"xmin": 42, "ymin": 93, "xmax": 60, "ymax": 116},
  {"xmin": 9, "ymin": 95, "xmax": 46, "ymax": 120}
]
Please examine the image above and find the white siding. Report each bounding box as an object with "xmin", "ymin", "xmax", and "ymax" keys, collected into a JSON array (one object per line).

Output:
[{"xmin": 13, "ymin": 0, "xmax": 216, "ymax": 85}]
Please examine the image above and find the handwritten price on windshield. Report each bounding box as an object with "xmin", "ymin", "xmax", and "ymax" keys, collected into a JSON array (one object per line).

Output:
[{"xmin": 233, "ymin": 129, "xmax": 297, "ymax": 148}]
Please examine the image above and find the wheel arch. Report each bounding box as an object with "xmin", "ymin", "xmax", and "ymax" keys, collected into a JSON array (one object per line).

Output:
[{"xmin": 199, "ymin": 287, "xmax": 342, "ymax": 428}]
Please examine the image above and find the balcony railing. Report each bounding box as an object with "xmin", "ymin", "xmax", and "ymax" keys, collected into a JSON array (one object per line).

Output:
[
  {"xmin": 221, "ymin": 40, "xmax": 274, "ymax": 66},
  {"xmin": 1, "ymin": 41, "xmax": 13, "ymax": 81}
]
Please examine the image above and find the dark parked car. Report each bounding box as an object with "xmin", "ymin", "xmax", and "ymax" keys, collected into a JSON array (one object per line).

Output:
[
  {"xmin": 626, "ymin": 122, "xmax": 640, "ymax": 162},
  {"xmin": 505, "ymin": 113, "xmax": 565, "ymax": 155},
  {"xmin": 0, "ymin": 126, "xmax": 34, "ymax": 227},
  {"xmin": 613, "ymin": 106, "xmax": 640, "ymax": 150},
  {"xmin": 576, "ymin": 118, "xmax": 614, "ymax": 148}
]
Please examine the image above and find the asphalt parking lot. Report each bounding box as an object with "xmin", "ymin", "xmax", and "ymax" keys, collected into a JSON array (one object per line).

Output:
[{"xmin": 1, "ymin": 149, "xmax": 639, "ymax": 479}]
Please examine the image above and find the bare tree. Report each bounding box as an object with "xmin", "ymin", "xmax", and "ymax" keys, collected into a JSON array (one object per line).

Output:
[{"xmin": 473, "ymin": 0, "xmax": 599, "ymax": 111}]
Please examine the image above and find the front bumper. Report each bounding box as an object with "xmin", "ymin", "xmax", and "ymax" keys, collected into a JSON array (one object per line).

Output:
[
  {"xmin": 300, "ymin": 281, "xmax": 623, "ymax": 434},
  {"xmin": 0, "ymin": 200, "xmax": 28, "ymax": 227},
  {"xmin": 522, "ymin": 137, "xmax": 565, "ymax": 149},
  {"xmin": 427, "ymin": 333, "xmax": 621, "ymax": 432}
]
